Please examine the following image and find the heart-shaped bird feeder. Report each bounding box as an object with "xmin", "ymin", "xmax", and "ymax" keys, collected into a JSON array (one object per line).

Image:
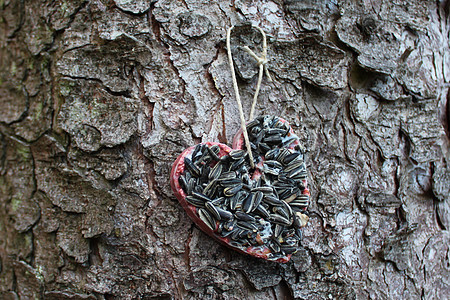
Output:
[{"xmin": 170, "ymin": 116, "xmax": 310, "ymax": 263}]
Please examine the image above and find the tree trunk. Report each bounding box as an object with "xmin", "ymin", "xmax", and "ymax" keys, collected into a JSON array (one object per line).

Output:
[{"xmin": 1, "ymin": 0, "xmax": 449, "ymax": 299}]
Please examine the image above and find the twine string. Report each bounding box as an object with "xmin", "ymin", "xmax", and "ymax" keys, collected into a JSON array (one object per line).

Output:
[{"xmin": 226, "ymin": 24, "xmax": 271, "ymax": 169}]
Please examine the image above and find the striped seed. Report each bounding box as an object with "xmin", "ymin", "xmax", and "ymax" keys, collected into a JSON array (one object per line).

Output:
[
  {"xmin": 251, "ymin": 191, "xmax": 264, "ymax": 212},
  {"xmin": 269, "ymin": 214, "xmax": 291, "ymax": 226},
  {"xmin": 198, "ymin": 208, "xmax": 216, "ymax": 231},
  {"xmin": 209, "ymin": 163, "xmax": 223, "ymax": 180},
  {"xmin": 184, "ymin": 157, "xmax": 201, "ymax": 177},
  {"xmin": 224, "ymin": 183, "xmax": 243, "ymax": 197}
]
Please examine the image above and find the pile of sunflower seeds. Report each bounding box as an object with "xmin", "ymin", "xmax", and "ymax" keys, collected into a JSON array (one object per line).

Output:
[{"xmin": 179, "ymin": 116, "xmax": 309, "ymax": 260}]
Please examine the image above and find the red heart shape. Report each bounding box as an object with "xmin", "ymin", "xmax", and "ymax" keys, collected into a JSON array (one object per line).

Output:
[{"xmin": 170, "ymin": 116, "xmax": 310, "ymax": 263}]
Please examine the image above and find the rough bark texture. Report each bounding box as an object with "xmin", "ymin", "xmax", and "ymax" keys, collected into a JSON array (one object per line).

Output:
[{"xmin": 1, "ymin": 0, "xmax": 449, "ymax": 299}]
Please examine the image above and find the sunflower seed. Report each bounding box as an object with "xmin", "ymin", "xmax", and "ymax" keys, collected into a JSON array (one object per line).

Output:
[
  {"xmin": 265, "ymin": 160, "xmax": 283, "ymax": 169},
  {"xmin": 276, "ymin": 148, "xmax": 290, "ymax": 163},
  {"xmin": 203, "ymin": 179, "xmax": 218, "ymax": 198},
  {"xmin": 273, "ymin": 206, "xmax": 290, "ymax": 220},
  {"xmin": 283, "ymin": 192, "xmax": 297, "ymax": 203},
  {"xmin": 265, "ymin": 148, "xmax": 280, "ymax": 160},
  {"xmin": 229, "ymin": 191, "xmax": 244, "ymax": 211},
  {"xmin": 283, "ymin": 152, "xmax": 302, "ymax": 165},
  {"xmin": 186, "ymin": 178, "xmax": 195, "ymax": 193},
  {"xmin": 264, "ymin": 166, "xmax": 280, "ymax": 177},
  {"xmin": 281, "ymin": 136, "xmax": 298, "ymax": 148},
  {"xmin": 219, "ymin": 171, "xmax": 237, "ymax": 180},
  {"xmin": 230, "ymin": 157, "xmax": 245, "ymax": 170},
  {"xmin": 219, "ymin": 177, "xmax": 241, "ymax": 186},
  {"xmin": 289, "ymin": 200, "xmax": 308, "ymax": 208},
  {"xmin": 264, "ymin": 134, "xmax": 283, "ymax": 144},
  {"xmin": 263, "ymin": 195, "xmax": 284, "ymax": 206},
  {"xmin": 209, "ymin": 163, "xmax": 223, "ymax": 180},
  {"xmin": 186, "ymin": 196, "xmax": 205, "ymax": 207},
  {"xmin": 284, "ymin": 160, "xmax": 304, "ymax": 173},
  {"xmin": 288, "ymin": 167, "xmax": 307, "ymax": 179},
  {"xmin": 235, "ymin": 211, "xmax": 256, "ymax": 222},
  {"xmin": 184, "ymin": 157, "xmax": 201, "ymax": 177},
  {"xmin": 281, "ymin": 200, "xmax": 293, "ymax": 219},
  {"xmin": 252, "ymin": 191, "xmax": 264, "ymax": 212},
  {"xmin": 247, "ymin": 119, "xmax": 261, "ymax": 129},
  {"xmin": 251, "ymin": 186, "xmax": 274, "ymax": 194},
  {"xmin": 237, "ymin": 221, "xmax": 258, "ymax": 232},
  {"xmin": 254, "ymin": 204, "xmax": 270, "ymax": 218},
  {"xmin": 179, "ymin": 175, "xmax": 188, "ymax": 193},
  {"xmin": 296, "ymin": 194, "xmax": 310, "ymax": 201},
  {"xmin": 280, "ymin": 245, "xmax": 297, "ymax": 254},
  {"xmin": 268, "ymin": 240, "xmax": 281, "ymax": 253},
  {"xmin": 266, "ymin": 128, "xmax": 286, "ymax": 136},
  {"xmin": 277, "ymin": 188, "xmax": 293, "ymax": 200},
  {"xmin": 198, "ymin": 208, "xmax": 216, "ymax": 231},
  {"xmin": 290, "ymin": 196, "xmax": 309, "ymax": 206},
  {"xmin": 224, "ymin": 183, "xmax": 243, "ymax": 197},
  {"xmin": 192, "ymin": 144, "xmax": 203, "ymax": 161},
  {"xmin": 229, "ymin": 149, "xmax": 246, "ymax": 160},
  {"xmin": 258, "ymin": 142, "xmax": 270, "ymax": 153},
  {"xmin": 211, "ymin": 197, "xmax": 225, "ymax": 205},
  {"xmin": 216, "ymin": 206, "xmax": 233, "ymax": 220},
  {"xmin": 273, "ymin": 224, "xmax": 283, "ymax": 238},
  {"xmin": 269, "ymin": 214, "xmax": 291, "ymax": 226},
  {"xmin": 192, "ymin": 191, "xmax": 211, "ymax": 202},
  {"xmin": 207, "ymin": 146, "xmax": 220, "ymax": 161},
  {"xmin": 231, "ymin": 228, "xmax": 244, "ymax": 240},
  {"xmin": 205, "ymin": 201, "xmax": 222, "ymax": 220},
  {"xmin": 242, "ymin": 193, "xmax": 255, "ymax": 213}
]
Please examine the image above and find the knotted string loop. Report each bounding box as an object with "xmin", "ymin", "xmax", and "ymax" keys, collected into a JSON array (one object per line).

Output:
[{"xmin": 226, "ymin": 24, "xmax": 272, "ymax": 168}]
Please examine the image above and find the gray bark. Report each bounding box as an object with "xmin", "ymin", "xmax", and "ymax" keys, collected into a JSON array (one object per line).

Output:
[{"xmin": 0, "ymin": 0, "xmax": 449, "ymax": 299}]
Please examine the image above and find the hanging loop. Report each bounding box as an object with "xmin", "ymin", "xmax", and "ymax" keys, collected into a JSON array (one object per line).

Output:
[{"xmin": 226, "ymin": 24, "xmax": 272, "ymax": 168}]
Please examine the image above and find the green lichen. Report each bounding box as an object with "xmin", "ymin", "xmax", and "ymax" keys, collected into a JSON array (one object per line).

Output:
[
  {"xmin": 114, "ymin": 227, "xmax": 121, "ymax": 237},
  {"xmin": 59, "ymin": 80, "xmax": 75, "ymax": 97},
  {"xmin": 59, "ymin": 1, "xmax": 70, "ymax": 18},
  {"xmin": 16, "ymin": 144, "xmax": 31, "ymax": 161},
  {"xmin": 40, "ymin": 55, "xmax": 50, "ymax": 71},
  {"xmin": 10, "ymin": 61, "xmax": 17, "ymax": 75},
  {"xmin": 24, "ymin": 232, "xmax": 32, "ymax": 248},
  {"xmin": 32, "ymin": 102, "xmax": 44, "ymax": 121},
  {"xmin": 27, "ymin": 59, "xmax": 34, "ymax": 70},
  {"xmin": 10, "ymin": 196, "xmax": 22, "ymax": 212},
  {"xmin": 325, "ymin": 259, "xmax": 334, "ymax": 271},
  {"xmin": 35, "ymin": 266, "xmax": 45, "ymax": 283},
  {"xmin": 67, "ymin": 96, "xmax": 108, "ymax": 127},
  {"xmin": 35, "ymin": 22, "xmax": 54, "ymax": 47},
  {"xmin": 0, "ymin": 176, "xmax": 8, "ymax": 195}
]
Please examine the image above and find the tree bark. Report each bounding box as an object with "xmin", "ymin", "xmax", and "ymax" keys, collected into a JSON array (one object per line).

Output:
[{"xmin": 1, "ymin": 0, "xmax": 449, "ymax": 299}]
